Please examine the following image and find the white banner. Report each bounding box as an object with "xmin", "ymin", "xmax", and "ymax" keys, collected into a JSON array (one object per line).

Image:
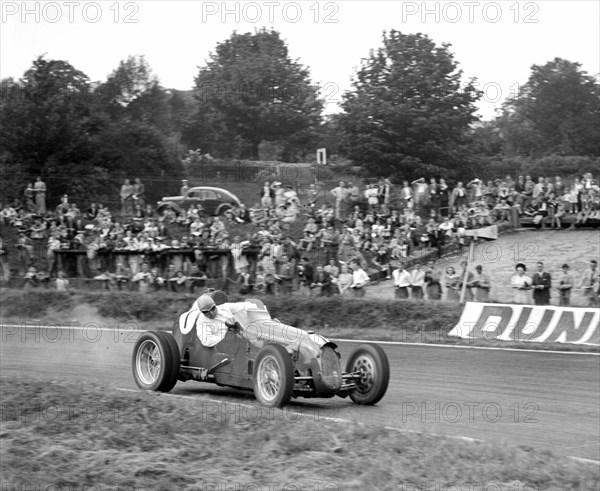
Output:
[{"xmin": 449, "ymin": 302, "xmax": 600, "ymax": 345}]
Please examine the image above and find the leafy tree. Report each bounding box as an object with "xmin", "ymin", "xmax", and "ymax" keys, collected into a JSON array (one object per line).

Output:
[
  {"xmin": 338, "ymin": 31, "xmax": 481, "ymax": 179},
  {"xmin": 0, "ymin": 56, "xmax": 184, "ymax": 205},
  {"xmin": 186, "ymin": 28, "xmax": 323, "ymax": 159},
  {"xmin": 500, "ymin": 58, "xmax": 600, "ymax": 156}
]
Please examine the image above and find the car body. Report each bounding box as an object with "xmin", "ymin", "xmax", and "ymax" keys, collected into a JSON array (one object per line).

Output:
[
  {"xmin": 156, "ymin": 186, "xmax": 242, "ymax": 217},
  {"xmin": 132, "ymin": 292, "xmax": 390, "ymax": 407}
]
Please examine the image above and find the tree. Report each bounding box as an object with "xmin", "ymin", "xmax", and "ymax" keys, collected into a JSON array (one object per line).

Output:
[
  {"xmin": 338, "ymin": 31, "xmax": 481, "ymax": 179},
  {"xmin": 500, "ymin": 58, "xmax": 600, "ymax": 156},
  {"xmin": 186, "ymin": 29, "xmax": 323, "ymax": 159}
]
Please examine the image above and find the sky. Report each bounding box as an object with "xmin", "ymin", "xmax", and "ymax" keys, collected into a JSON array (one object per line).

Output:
[{"xmin": 1, "ymin": 0, "xmax": 599, "ymax": 120}]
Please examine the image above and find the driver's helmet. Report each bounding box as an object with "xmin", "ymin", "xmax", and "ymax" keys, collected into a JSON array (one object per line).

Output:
[{"xmin": 195, "ymin": 294, "xmax": 216, "ymax": 313}]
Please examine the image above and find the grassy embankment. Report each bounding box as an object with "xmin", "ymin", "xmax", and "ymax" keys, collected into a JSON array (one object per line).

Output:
[
  {"xmin": 1, "ymin": 375, "xmax": 598, "ymax": 491},
  {"xmin": 1, "ymin": 289, "xmax": 598, "ymax": 352}
]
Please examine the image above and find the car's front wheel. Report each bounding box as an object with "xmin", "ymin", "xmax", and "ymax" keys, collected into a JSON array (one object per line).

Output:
[
  {"xmin": 253, "ymin": 344, "xmax": 294, "ymax": 407},
  {"xmin": 345, "ymin": 343, "xmax": 390, "ymax": 405},
  {"xmin": 132, "ymin": 331, "xmax": 180, "ymax": 392}
]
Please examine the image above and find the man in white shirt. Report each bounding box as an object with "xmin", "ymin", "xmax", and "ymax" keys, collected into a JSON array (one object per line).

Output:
[
  {"xmin": 330, "ymin": 181, "xmax": 348, "ymax": 220},
  {"xmin": 179, "ymin": 294, "xmax": 255, "ymax": 347},
  {"xmin": 410, "ymin": 263, "xmax": 426, "ymax": 299},
  {"xmin": 392, "ymin": 264, "xmax": 412, "ymax": 299},
  {"xmin": 350, "ymin": 262, "xmax": 370, "ymax": 298}
]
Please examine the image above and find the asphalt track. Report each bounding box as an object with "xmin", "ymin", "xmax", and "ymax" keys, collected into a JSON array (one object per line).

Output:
[{"xmin": 1, "ymin": 324, "xmax": 599, "ymax": 461}]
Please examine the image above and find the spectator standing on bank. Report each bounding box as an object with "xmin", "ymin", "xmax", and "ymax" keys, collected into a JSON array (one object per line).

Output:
[
  {"xmin": 579, "ymin": 259, "xmax": 599, "ymax": 307},
  {"xmin": 311, "ymin": 264, "xmax": 333, "ymax": 297},
  {"xmin": 424, "ymin": 260, "xmax": 442, "ymax": 300},
  {"xmin": 120, "ymin": 179, "xmax": 134, "ymax": 217},
  {"xmin": 34, "ymin": 176, "xmax": 47, "ymax": 214},
  {"xmin": 336, "ymin": 263, "xmax": 353, "ymax": 296},
  {"xmin": 331, "ymin": 181, "xmax": 348, "ymax": 220},
  {"xmin": 133, "ymin": 178, "xmax": 145, "ymax": 207},
  {"xmin": 24, "ymin": 183, "xmax": 36, "ymax": 212},
  {"xmin": 444, "ymin": 267, "xmax": 461, "ymax": 302},
  {"xmin": 532, "ymin": 261, "xmax": 552, "ymax": 305},
  {"xmin": 472, "ymin": 265, "xmax": 491, "ymax": 302},
  {"xmin": 55, "ymin": 271, "xmax": 69, "ymax": 292},
  {"xmin": 349, "ymin": 261, "xmax": 369, "ymax": 298},
  {"xmin": 558, "ymin": 264, "xmax": 574, "ymax": 306},
  {"xmin": 511, "ymin": 263, "xmax": 532, "ymax": 304},
  {"xmin": 0, "ymin": 237, "xmax": 9, "ymax": 282},
  {"xmin": 392, "ymin": 263, "xmax": 411, "ymax": 299},
  {"xmin": 132, "ymin": 262, "xmax": 152, "ymax": 293},
  {"xmin": 180, "ymin": 179, "xmax": 190, "ymax": 195},
  {"xmin": 410, "ymin": 263, "xmax": 425, "ymax": 299}
]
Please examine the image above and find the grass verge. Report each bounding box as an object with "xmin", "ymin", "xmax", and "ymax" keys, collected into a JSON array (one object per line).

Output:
[
  {"xmin": 1, "ymin": 288, "xmax": 598, "ymax": 353},
  {"xmin": 1, "ymin": 375, "xmax": 598, "ymax": 491}
]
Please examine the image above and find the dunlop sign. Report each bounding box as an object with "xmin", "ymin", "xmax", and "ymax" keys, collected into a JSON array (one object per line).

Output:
[{"xmin": 449, "ymin": 302, "xmax": 599, "ymax": 345}]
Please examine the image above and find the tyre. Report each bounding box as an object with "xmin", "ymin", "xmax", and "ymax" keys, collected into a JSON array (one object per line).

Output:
[
  {"xmin": 345, "ymin": 343, "xmax": 390, "ymax": 405},
  {"xmin": 132, "ymin": 330, "xmax": 180, "ymax": 392},
  {"xmin": 253, "ymin": 344, "xmax": 294, "ymax": 407}
]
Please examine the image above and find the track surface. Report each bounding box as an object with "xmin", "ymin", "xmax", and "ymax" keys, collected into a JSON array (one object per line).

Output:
[{"xmin": 1, "ymin": 325, "xmax": 599, "ymax": 461}]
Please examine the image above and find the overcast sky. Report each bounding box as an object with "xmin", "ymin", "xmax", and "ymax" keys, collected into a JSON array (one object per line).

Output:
[{"xmin": 2, "ymin": 1, "xmax": 599, "ymax": 120}]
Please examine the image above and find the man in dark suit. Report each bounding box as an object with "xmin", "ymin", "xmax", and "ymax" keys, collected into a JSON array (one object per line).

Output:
[
  {"xmin": 532, "ymin": 261, "xmax": 552, "ymax": 305},
  {"xmin": 311, "ymin": 264, "xmax": 333, "ymax": 297}
]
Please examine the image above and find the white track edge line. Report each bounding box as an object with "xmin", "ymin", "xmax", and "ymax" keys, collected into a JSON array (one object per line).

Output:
[{"xmin": 1, "ymin": 324, "xmax": 598, "ymax": 355}]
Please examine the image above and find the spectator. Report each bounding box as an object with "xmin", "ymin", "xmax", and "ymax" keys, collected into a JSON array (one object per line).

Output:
[
  {"xmin": 55, "ymin": 270, "xmax": 69, "ymax": 292},
  {"xmin": 558, "ymin": 264, "xmax": 574, "ymax": 306},
  {"xmin": 297, "ymin": 257, "xmax": 314, "ymax": 296},
  {"xmin": 330, "ymin": 181, "xmax": 348, "ymax": 220},
  {"xmin": 149, "ymin": 268, "xmax": 164, "ymax": 291},
  {"xmin": 180, "ymin": 179, "xmax": 190, "ymax": 196},
  {"xmin": 450, "ymin": 181, "xmax": 468, "ymax": 212},
  {"xmin": 24, "ymin": 183, "xmax": 36, "ymax": 213},
  {"xmin": 276, "ymin": 254, "xmax": 294, "ymax": 295},
  {"xmin": 472, "ymin": 264, "xmax": 491, "ymax": 302},
  {"xmin": 34, "ymin": 176, "xmax": 47, "ymax": 214},
  {"xmin": 392, "ymin": 263, "xmax": 411, "ymax": 299},
  {"xmin": 349, "ymin": 261, "xmax": 369, "ymax": 297},
  {"xmin": 410, "ymin": 263, "xmax": 425, "ymax": 299},
  {"xmin": 0, "ymin": 237, "xmax": 9, "ymax": 282},
  {"xmin": 399, "ymin": 181, "xmax": 413, "ymax": 210},
  {"xmin": 16, "ymin": 231, "xmax": 33, "ymax": 275},
  {"xmin": 133, "ymin": 178, "xmax": 145, "ymax": 207},
  {"xmin": 444, "ymin": 267, "xmax": 460, "ymax": 302},
  {"xmin": 424, "ymin": 260, "xmax": 442, "ymax": 300},
  {"xmin": 531, "ymin": 261, "xmax": 552, "ymax": 305},
  {"xmin": 24, "ymin": 266, "xmax": 41, "ymax": 289},
  {"xmin": 579, "ymin": 259, "xmax": 599, "ymax": 307},
  {"xmin": 324, "ymin": 258, "xmax": 339, "ymax": 279},
  {"xmin": 311, "ymin": 264, "xmax": 333, "ymax": 297},
  {"xmin": 511, "ymin": 263, "xmax": 532, "ymax": 304},
  {"xmin": 132, "ymin": 263, "xmax": 152, "ymax": 293}
]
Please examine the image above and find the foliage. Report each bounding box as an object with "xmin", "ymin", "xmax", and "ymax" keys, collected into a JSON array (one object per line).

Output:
[
  {"xmin": 338, "ymin": 31, "xmax": 481, "ymax": 180},
  {"xmin": 499, "ymin": 58, "xmax": 600, "ymax": 156},
  {"xmin": 0, "ymin": 55, "xmax": 185, "ymax": 207},
  {"xmin": 185, "ymin": 29, "xmax": 323, "ymax": 160}
]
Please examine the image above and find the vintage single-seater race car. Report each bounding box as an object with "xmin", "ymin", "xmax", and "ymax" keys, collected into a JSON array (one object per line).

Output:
[{"xmin": 132, "ymin": 292, "xmax": 390, "ymax": 407}]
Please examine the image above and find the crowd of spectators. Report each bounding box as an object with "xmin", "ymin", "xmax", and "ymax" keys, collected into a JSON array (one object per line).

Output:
[{"xmin": 0, "ymin": 172, "xmax": 598, "ymax": 305}]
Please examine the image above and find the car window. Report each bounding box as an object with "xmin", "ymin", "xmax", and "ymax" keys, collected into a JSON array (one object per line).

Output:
[
  {"xmin": 201, "ymin": 190, "xmax": 218, "ymax": 200},
  {"xmin": 186, "ymin": 191, "xmax": 198, "ymax": 198}
]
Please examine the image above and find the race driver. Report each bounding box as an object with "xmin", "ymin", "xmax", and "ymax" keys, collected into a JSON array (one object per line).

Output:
[{"xmin": 179, "ymin": 293, "xmax": 255, "ymax": 347}]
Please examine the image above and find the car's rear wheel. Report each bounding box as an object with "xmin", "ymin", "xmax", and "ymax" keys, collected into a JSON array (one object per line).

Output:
[
  {"xmin": 253, "ymin": 344, "xmax": 294, "ymax": 407},
  {"xmin": 345, "ymin": 343, "xmax": 390, "ymax": 405},
  {"xmin": 132, "ymin": 331, "xmax": 180, "ymax": 392}
]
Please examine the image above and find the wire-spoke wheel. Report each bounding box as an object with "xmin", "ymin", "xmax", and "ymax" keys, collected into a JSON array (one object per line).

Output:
[
  {"xmin": 253, "ymin": 344, "xmax": 294, "ymax": 407},
  {"xmin": 346, "ymin": 343, "xmax": 390, "ymax": 405},
  {"xmin": 132, "ymin": 331, "xmax": 180, "ymax": 392}
]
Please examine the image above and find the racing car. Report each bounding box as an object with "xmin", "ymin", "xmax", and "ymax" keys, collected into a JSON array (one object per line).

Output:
[{"xmin": 132, "ymin": 291, "xmax": 390, "ymax": 407}]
